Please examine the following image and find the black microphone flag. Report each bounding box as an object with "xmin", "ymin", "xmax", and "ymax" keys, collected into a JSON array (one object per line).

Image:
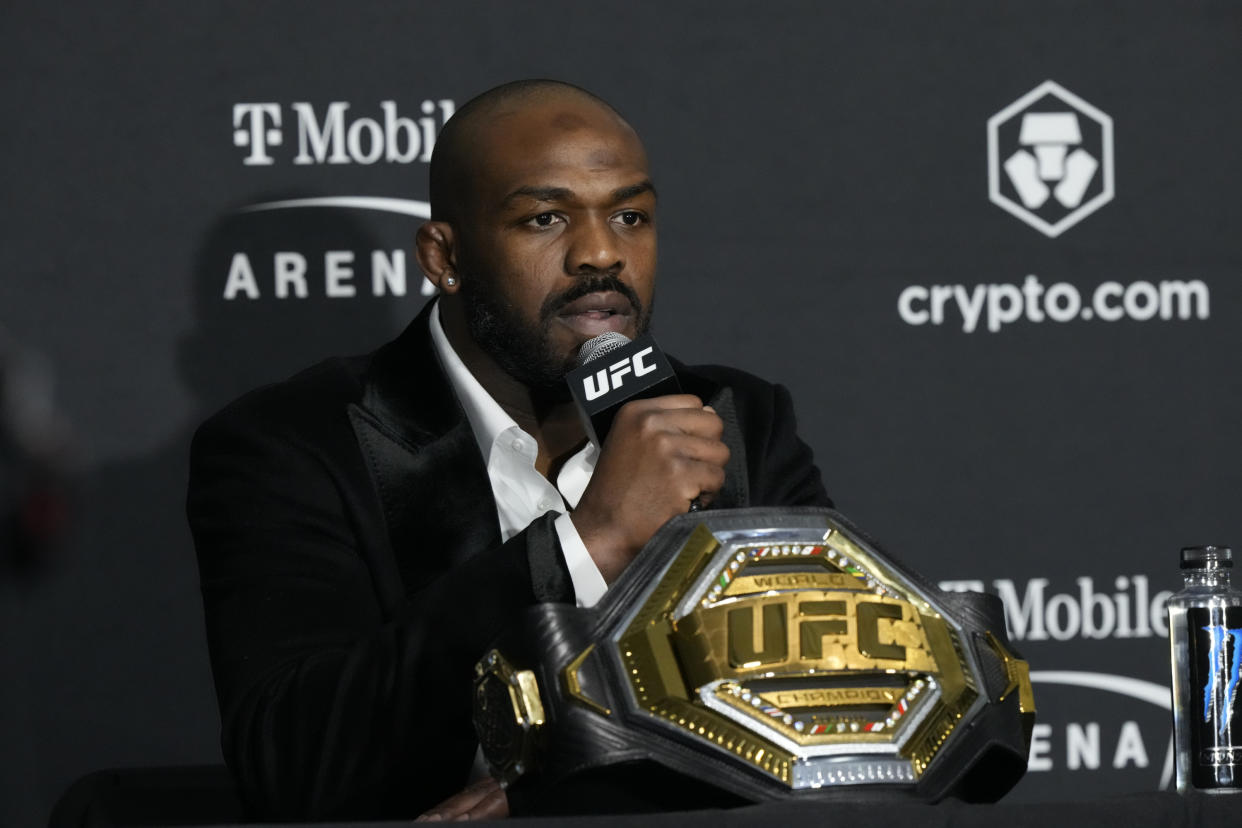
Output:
[{"xmin": 566, "ymin": 332, "xmax": 680, "ymax": 448}]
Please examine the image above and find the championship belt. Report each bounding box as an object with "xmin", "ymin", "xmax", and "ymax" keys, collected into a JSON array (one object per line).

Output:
[{"xmin": 472, "ymin": 508, "xmax": 1035, "ymax": 810}]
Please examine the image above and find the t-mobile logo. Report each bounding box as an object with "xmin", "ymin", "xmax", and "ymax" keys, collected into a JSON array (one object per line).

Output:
[
  {"xmin": 233, "ymin": 103, "xmax": 282, "ymax": 166},
  {"xmin": 987, "ymin": 81, "xmax": 1114, "ymax": 238},
  {"xmin": 231, "ymin": 100, "xmax": 455, "ymax": 166}
]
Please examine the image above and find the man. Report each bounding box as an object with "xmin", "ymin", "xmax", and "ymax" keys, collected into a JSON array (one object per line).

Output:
[{"xmin": 188, "ymin": 79, "xmax": 829, "ymax": 822}]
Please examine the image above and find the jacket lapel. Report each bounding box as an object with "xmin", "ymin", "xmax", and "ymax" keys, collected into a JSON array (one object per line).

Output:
[{"xmin": 349, "ymin": 302, "xmax": 501, "ymax": 594}]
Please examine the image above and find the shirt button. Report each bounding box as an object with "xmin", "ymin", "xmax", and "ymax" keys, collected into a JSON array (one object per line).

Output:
[
  {"xmin": 510, "ymin": 438, "xmax": 525, "ymax": 452},
  {"xmin": 537, "ymin": 499, "xmax": 553, "ymax": 511}
]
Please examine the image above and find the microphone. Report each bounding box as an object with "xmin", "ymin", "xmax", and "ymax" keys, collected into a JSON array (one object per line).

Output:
[{"xmin": 566, "ymin": 332, "xmax": 681, "ymax": 448}]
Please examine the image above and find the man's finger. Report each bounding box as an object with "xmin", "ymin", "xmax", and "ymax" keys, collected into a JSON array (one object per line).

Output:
[
  {"xmin": 671, "ymin": 433, "xmax": 731, "ymax": 467},
  {"xmin": 632, "ymin": 408, "xmax": 724, "ymax": 441},
  {"xmin": 459, "ymin": 783, "xmax": 509, "ymax": 821},
  {"xmin": 620, "ymin": 394, "xmax": 704, "ymax": 413},
  {"xmin": 416, "ymin": 777, "xmax": 505, "ymax": 822},
  {"xmin": 675, "ymin": 456, "xmax": 727, "ymax": 499}
]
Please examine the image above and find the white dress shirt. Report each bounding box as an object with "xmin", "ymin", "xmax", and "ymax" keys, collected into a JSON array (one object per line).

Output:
[{"xmin": 427, "ymin": 302, "xmax": 609, "ymax": 607}]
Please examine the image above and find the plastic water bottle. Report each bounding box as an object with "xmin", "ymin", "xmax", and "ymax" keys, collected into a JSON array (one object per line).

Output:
[{"xmin": 1168, "ymin": 545, "xmax": 1242, "ymax": 792}]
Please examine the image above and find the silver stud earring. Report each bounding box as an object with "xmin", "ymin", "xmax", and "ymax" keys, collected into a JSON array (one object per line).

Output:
[{"xmin": 444, "ymin": 276, "xmax": 457, "ymax": 287}]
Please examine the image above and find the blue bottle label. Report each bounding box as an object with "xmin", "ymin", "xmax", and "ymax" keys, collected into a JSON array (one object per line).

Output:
[{"xmin": 1187, "ymin": 606, "xmax": 1242, "ymax": 788}]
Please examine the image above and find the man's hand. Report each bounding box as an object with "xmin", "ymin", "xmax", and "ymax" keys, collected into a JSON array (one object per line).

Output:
[
  {"xmin": 572, "ymin": 395, "xmax": 729, "ymax": 582},
  {"xmin": 416, "ymin": 776, "xmax": 508, "ymax": 822}
]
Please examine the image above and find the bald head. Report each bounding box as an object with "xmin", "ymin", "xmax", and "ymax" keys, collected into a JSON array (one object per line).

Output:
[{"xmin": 429, "ymin": 80, "xmax": 638, "ymax": 223}]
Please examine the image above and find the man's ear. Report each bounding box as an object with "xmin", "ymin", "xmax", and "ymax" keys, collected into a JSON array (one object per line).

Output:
[{"xmin": 415, "ymin": 221, "xmax": 460, "ymax": 294}]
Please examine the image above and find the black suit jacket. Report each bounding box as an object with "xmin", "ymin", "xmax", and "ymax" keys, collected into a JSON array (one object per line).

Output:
[{"xmin": 187, "ymin": 302, "xmax": 830, "ymax": 820}]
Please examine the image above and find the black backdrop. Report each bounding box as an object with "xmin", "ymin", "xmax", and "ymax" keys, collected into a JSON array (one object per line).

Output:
[{"xmin": 3, "ymin": 2, "xmax": 1240, "ymax": 825}]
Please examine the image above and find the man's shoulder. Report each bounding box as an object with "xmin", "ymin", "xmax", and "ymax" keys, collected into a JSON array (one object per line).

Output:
[
  {"xmin": 195, "ymin": 354, "xmax": 372, "ymax": 447},
  {"xmin": 673, "ymin": 359, "xmax": 788, "ymax": 408},
  {"xmin": 675, "ymin": 360, "xmax": 775, "ymax": 389}
]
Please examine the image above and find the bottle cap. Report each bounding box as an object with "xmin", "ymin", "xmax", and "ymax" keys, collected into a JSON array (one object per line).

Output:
[{"xmin": 1180, "ymin": 545, "xmax": 1233, "ymax": 569}]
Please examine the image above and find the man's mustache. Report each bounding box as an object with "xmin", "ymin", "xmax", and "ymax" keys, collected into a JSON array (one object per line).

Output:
[{"xmin": 540, "ymin": 276, "xmax": 644, "ymax": 322}]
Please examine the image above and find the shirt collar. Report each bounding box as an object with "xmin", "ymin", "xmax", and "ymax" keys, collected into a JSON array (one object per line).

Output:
[{"xmin": 428, "ymin": 300, "xmax": 523, "ymax": 459}]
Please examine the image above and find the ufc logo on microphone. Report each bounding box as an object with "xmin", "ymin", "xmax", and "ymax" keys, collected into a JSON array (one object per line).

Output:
[{"xmin": 582, "ymin": 347, "xmax": 658, "ymax": 401}]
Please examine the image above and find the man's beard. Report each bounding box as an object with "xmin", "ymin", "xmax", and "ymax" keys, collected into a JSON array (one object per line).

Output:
[{"xmin": 460, "ymin": 275, "xmax": 651, "ymax": 394}]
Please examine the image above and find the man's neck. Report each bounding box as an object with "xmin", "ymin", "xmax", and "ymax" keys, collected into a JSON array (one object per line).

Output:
[{"xmin": 440, "ymin": 300, "xmax": 588, "ymax": 477}]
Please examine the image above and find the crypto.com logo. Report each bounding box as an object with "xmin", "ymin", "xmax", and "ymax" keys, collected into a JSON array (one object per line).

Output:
[{"xmin": 987, "ymin": 81, "xmax": 1114, "ymax": 238}]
